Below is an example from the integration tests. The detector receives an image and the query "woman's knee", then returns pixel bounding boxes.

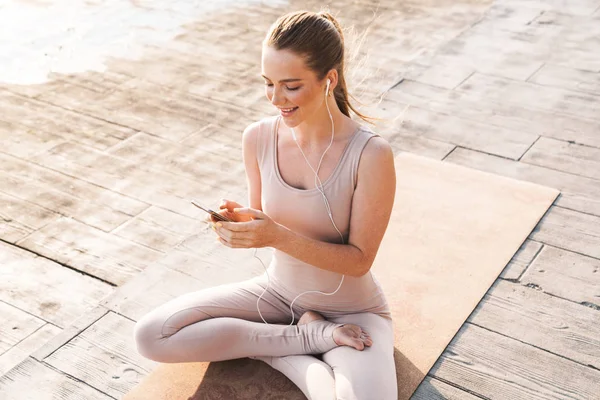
[336,370,397,400]
[133,313,168,362]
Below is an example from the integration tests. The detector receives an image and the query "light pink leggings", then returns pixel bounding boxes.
[133,275,398,400]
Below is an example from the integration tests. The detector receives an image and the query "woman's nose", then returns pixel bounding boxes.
[270,86,284,106]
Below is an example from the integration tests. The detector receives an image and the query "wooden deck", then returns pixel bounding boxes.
[1,0,599,398]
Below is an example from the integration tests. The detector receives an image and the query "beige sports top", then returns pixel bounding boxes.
[255,115,390,316]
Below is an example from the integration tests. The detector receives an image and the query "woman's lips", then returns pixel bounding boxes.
[279,106,299,117]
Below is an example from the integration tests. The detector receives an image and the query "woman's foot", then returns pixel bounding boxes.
[297,311,373,351]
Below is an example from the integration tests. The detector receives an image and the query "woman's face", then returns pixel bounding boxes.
[261,45,326,127]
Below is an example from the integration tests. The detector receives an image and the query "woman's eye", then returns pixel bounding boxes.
[286,86,301,91]
[264,83,273,87]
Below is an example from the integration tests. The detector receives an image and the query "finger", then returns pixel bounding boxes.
[216,221,252,232]
[233,207,265,220]
[217,236,253,249]
[214,226,252,241]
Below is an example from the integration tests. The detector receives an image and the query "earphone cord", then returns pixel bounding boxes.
[255,81,345,326]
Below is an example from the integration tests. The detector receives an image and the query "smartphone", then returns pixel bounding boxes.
[191,200,233,222]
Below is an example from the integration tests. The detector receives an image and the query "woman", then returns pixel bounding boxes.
[134,10,397,400]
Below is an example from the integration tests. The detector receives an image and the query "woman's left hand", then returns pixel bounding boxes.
[212,208,281,249]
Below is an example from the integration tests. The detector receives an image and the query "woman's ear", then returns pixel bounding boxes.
[326,70,339,94]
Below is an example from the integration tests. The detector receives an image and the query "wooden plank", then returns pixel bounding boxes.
[31,142,227,215]
[431,324,600,400]
[499,240,543,281]
[456,73,600,122]
[106,131,246,188]
[45,312,157,399]
[469,280,600,369]
[0,323,61,376]
[0,241,114,327]
[537,11,600,72]
[0,119,65,159]
[17,217,163,286]
[100,262,202,321]
[37,77,254,140]
[412,377,481,400]
[0,91,136,151]
[384,80,600,148]
[375,104,537,160]
[529,64,600,95]
[0,152,148,218]
[0,358,113,400]
[521,245,600,306]
[445,147,600,216]
[0,171,133,232]
[0,191,60,243]
[414,62,475,90]
[531,206,600,260]
[32,306,108,362]
[0,302,46,355]
[112,206,206,253]
[521,136,600,180]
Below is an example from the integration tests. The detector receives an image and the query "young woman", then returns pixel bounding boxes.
[134,10,397,400]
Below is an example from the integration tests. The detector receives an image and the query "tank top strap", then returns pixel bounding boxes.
[255,115,278,168]
[342,126,379,189]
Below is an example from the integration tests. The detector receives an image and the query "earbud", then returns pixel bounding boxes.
[326,79,331,95]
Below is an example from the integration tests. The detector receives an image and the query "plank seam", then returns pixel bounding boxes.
[426,375,491,399]
[524,63,545,83]
[0,299,61,330]
[34,307,110,362]
[468,321,600,371]
[441,145,458,161]
[0,238,117,288]
[36,357,118,399]
[0,149,152,210]
[517,135,541,162]
[516,243,545,281]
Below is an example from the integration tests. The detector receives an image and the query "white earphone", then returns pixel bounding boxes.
[255,76,345,326]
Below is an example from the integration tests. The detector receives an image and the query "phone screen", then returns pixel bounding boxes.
[191,200,232,222]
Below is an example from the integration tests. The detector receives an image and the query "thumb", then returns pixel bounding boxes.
[233,207,265,219]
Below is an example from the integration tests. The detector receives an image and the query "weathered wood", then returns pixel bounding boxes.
[375,104,537,160]
[445,147,600,216]
[384,80,600,149]
[32,306,108,362]
[106,131,246,189]
[0,323,61,376]
[0,191,60,243]
[412,377,481,400]
[44,312,157,399]
[469,280,600,369]
[521,245,600,307]
[17,217,163,286]
[0,152,148,218]
[531,206,600,260]
[529,64,600,95]
[456,73,600,122]
[112,206,206,253]
[0,171,133,233]
[31,142,228,215]
[431,323,600,399]
[521,136,600,180]
[0,91,136,151]
[0,119,65,159]
[0,302,46,356]
[0,358,113,400]
[499,239,543,280]
[414,62,475,90]
[100,262,201,321]
[0,241,114,327]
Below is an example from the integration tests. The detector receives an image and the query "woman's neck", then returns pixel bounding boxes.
[290,99,353,145]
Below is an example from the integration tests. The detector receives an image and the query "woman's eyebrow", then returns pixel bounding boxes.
[261,75,302,83]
